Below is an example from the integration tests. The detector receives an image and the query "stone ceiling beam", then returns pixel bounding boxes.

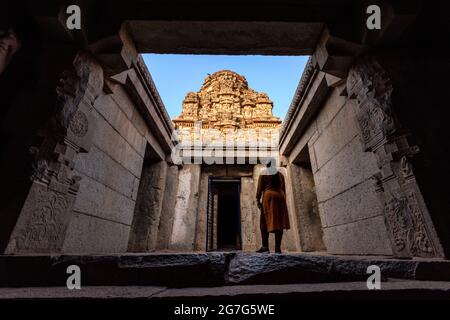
[314,26,364,78]
[91,24,138,77]
[23,0,432,57]
[127,21,324,55]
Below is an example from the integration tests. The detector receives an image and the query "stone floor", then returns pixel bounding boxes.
[1,281,450,300]
[0,252,449,299]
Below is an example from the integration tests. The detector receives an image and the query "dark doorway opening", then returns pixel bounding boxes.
[217,181,241,250]
[206,178,242,251]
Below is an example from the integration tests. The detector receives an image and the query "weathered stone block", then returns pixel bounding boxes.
[251,164,265,251]
[322,215,392,255]
[318,178,382,228]
[2,253,450,288]
[0,253,229,287]
[94,93,146,156]
[240,177,256,251]
[63,212,131,253]
[286,163,325,252]
[277,168,299,252]
[156,165,179,250]
[128,160,168,252]
[228,253,334,285]
[313,136,379,203]
[194,172,210,251]
[227,253,450,285]
[91,113,144,177]
[313,100,359,170]
[73,171,136,225]
[283,167,302,252]
[170,165,201,251]
[315,86,348,135]
[75,146,136,199]
[109,84,135,120]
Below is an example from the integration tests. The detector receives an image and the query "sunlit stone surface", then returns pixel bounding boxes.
[173,70,281,145]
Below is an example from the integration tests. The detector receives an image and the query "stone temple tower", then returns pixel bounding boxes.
[173,70,281,140]
[170,70,285,252]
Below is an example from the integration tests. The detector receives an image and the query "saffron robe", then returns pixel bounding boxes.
[256,171,290,232]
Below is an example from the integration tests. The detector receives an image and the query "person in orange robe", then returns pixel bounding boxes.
[256,160,290,253]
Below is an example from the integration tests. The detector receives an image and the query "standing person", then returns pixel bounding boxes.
[256,159,290,253]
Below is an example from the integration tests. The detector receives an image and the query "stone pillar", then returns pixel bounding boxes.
[286,163,325,252]
[252,164,265,250]
[278,167,298,252]
[5,51,103,254]
[156,164,179,250]
[240,176,257,251]
[283,165,301,252]
[128,160,168,252]
[169,164,201,251]
[194,171,209,251]
[346,56,444,258]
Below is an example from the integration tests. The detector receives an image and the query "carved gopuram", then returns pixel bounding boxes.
[169,70,287,252]
[1,0,450,299]
[173,71,281,167]
[174,70,281,134]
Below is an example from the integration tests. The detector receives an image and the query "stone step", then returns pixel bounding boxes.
[1,281,450,300]
[0,253,449,288]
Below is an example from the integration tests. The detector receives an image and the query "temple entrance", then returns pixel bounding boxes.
[206,178,242,251]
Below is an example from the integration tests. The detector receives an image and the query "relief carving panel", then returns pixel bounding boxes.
[5,51,103,254]
[347,56,444,258]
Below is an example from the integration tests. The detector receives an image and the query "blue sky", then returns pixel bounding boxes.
[143,54,308,120]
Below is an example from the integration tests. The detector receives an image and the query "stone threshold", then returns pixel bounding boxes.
[0,252,449,288]
[1,281,450,300]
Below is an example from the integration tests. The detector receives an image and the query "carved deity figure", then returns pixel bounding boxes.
[243,106,252,119]
[184,103,197,118]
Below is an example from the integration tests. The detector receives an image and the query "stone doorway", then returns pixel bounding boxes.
[206,178,242,251]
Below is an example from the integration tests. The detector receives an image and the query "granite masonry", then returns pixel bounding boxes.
[1,1,449,262]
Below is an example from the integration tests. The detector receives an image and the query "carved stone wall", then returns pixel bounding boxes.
[5,51,103,254]
[346,56,444,258]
